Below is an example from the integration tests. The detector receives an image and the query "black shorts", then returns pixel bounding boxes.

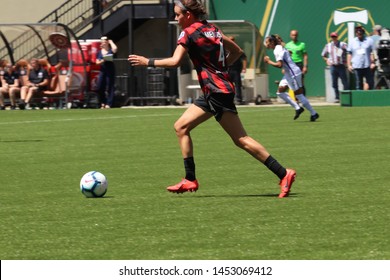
[194,92,237,121]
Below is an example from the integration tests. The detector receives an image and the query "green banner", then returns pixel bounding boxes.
[209,0,387,97]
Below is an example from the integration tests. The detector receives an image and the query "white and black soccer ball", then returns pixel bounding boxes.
[80,171,108,198]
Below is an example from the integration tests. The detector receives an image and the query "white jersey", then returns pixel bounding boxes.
[274,45,302,77]
[274,45,303,91]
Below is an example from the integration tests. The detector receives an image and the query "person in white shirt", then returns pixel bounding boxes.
[264,34,319,122]
[347,26,376,90]
[370,25,382,88]
[321,32,349,102]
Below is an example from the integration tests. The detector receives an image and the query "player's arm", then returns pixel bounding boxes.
[0,75,5,87]
[39,78,49,87]
[11,77,20,87]
[347,52,353,72]
[108,40,118,54]
[222,34,244,66]
[242,54,248,72]
[96,52,104,65]
[128,44,187,68]
[263,56,282,68]
[303,52,308,73]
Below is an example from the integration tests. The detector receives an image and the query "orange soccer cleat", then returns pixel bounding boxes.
[167,178,199,194]
[278,169,296,198]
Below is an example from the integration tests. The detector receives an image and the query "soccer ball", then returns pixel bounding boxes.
[80,171,108,198]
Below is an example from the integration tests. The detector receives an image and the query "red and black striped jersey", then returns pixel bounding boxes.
[177,20,234,95]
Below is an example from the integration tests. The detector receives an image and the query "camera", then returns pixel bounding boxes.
[375,27,390,88]
[377,28,390,74]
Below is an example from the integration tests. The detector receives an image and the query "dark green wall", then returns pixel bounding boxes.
[209,0,388,97]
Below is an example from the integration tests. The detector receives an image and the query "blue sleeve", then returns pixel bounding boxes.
[97,50,103,60]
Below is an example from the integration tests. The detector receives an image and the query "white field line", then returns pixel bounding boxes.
[0,114,173,126]
[0,102,333,126]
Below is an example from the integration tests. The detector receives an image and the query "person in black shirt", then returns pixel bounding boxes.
[0,62,19,110]
[227,36,247,104]
[19,58,49,110]
[96,37,118,108]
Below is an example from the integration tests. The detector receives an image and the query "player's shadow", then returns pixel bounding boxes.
[175,193,297,198]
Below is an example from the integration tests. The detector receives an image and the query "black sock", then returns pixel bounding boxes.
[264,155,287,180]
[184,157,196,181]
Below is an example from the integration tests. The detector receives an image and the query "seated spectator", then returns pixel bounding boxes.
[0,62,20,110]
[0,59,5,88]
[15,59,30,74]
[19,58,49,110]
[15,59,31,88]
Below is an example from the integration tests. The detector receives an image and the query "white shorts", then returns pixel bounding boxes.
[279,73,303,92]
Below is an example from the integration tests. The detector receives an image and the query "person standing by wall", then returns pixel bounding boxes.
[347,26,376,90]
[370,25,382,48]
[96,36,118,108]
[370,25,382,88]
[227,36,247,105]
[285,29,308,96]
[129,0,297,198]
[321,32,349,102]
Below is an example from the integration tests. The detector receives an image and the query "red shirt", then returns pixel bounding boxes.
[177,20,234,95]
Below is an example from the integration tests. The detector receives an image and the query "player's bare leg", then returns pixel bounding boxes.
[219,111,270,163]
[167,104,212,193]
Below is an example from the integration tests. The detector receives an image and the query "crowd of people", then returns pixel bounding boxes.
[263,24,383,104]
[320,25,383,101]
[0,58,66,110]
[208,23,384,108]
[0,35,118,110]
[0,16,384,110]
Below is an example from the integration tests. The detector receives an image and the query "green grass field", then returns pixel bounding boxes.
[0,105,389,260]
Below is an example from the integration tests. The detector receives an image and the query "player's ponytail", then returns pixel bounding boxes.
[270,34,285,47]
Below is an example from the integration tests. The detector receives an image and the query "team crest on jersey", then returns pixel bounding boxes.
[178,31,185,41]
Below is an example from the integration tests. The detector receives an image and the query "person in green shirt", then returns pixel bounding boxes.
[285,30,308,95]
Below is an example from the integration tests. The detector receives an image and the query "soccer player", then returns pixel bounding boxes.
[128,0,296,198]
[264,34,319,121]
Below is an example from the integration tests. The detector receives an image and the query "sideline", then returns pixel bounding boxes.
[0,98,338,126]
[121,97,340,109]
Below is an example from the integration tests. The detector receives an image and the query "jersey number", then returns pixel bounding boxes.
[219,42,225,67]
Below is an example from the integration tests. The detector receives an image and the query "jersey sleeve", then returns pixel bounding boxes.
[43,69,49,80]
[177,30,190,49]
[321,44,328,57]
[302,42,307,54]
[274,45,284,61]
[97,50,103,60]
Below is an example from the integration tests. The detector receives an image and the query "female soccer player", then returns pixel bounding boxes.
[128,0,296,198]
[264,34,319,121]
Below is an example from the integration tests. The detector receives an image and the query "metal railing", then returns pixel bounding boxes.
[0,0,168,62]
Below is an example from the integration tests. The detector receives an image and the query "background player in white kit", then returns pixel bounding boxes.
[264,34,319,121]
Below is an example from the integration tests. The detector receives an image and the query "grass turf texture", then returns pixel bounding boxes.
[0,106,389,260]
